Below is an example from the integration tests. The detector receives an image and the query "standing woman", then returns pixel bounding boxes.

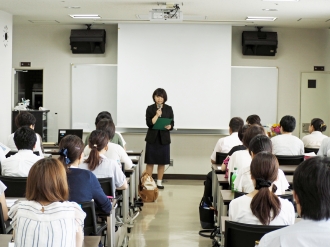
[145,88,174,189]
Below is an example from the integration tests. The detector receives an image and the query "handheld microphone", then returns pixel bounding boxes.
[157,104,162,117]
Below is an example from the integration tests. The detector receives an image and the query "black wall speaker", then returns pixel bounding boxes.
[70,29,106,54]
[242,31,278,56]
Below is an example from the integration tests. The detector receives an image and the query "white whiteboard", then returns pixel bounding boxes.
[231,66,278,125]
[71,64,117,132]
[117,24,232,129]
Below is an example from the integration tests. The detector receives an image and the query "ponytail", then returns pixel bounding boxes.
[311,118,327,132]
[250,179,281,225]
[84,130,109,171]
[250,152,281,225]
[58,135,84,170]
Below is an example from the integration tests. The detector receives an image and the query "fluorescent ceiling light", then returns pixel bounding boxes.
[246,16,277,21]
[69,14,101,19]
[65,6,81,9]
[262,0,299,1]
[262,9,278,11]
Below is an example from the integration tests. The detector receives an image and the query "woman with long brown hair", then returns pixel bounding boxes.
[8,158,86,247]
[229,152,295,225]
[80,130,127,197]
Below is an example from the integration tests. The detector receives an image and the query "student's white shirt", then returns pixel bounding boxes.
[0,148,5,162]
[229,195,295,225]
[301,131,327,148]
[116,132,126,146]
[317,137,330,157]
[80,154,126,197]
[210,132,242,161]
[1,150,42,177]
[259,219,330,247]
[84,142,133,169]
[271,133,304,155]
[227,150,251,183]
[7,132,44,157]
[235,168,289,195]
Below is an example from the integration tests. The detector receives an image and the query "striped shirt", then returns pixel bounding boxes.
[9,200,86,247]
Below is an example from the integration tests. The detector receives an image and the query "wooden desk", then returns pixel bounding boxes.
[279,165,298,175]
[0,234,101,247]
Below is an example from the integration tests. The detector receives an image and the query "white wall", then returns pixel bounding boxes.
[0,10,12,142]
[12,24,330,175]
[12,24,118,136]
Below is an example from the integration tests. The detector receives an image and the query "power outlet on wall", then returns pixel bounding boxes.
[169,159,174,166]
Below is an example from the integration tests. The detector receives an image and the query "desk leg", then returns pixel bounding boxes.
[135,162,140,200]
[217,189,224,247]
[130,172,135,206]
[212,169,217,221]
[107,210,115,247]
[122,184,129,223]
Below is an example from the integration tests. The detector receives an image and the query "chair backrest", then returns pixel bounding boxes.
[0,176,27,197]
[97,177,114,197]
[0,203,6,234]
[275,155,304,165]
[216,152,228,164]
[234,191,247,198]
[304,147,319,154]
[224,220,287,247]
[229,172,233,191]
[79,201,98,235]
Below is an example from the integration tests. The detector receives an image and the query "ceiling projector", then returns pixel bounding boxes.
[149,4,183,21]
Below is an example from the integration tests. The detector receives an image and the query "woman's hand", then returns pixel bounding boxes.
[156,108,162,117]
[165,125,171,130]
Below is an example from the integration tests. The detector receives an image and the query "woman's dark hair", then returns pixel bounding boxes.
[238,124,249,141]
[152,88,167,103]
[242,124,265,148]
[85,130,109,171]
[311,118,327,132]
[293,157,330,220]
[96,119,115,140]
[250,152,281,225]
[15,112,36,128]
[58,135,84,169]
[246,115,261,125]
[249,134,272,155]
[229,117,244,132]
[280,115,296,132]
[14,126,37,150]
[95,111,113,126]
[26,158,68,202]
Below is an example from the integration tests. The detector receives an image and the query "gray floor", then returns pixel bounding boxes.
[128,180,213,247]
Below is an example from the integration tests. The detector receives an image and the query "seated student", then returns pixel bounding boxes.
[84,119,133,170]
[235,135,289,194]
[58,135,112,214]
[7,111,44,157]
[210,117,244,164]
[9,158,85,247]
[229,152,295,225]
[0,181,8,221]
[227,124,265,182]
[246,114,261,125]
[85,111,126,149]
[271,115,304,155]
[317,137,330,157]
[259,156,330,246]
[2,126,42,177]
[302,118,327,148]
[80,130,127,197]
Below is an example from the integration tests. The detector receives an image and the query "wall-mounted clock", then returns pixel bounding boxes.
[3,25,9,47]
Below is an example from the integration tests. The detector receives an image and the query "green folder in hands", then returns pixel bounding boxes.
[152,118,172,130]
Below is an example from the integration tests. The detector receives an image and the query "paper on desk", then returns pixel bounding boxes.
[0,142,10,155]
[6,199,18,208]
[218,166,221,170]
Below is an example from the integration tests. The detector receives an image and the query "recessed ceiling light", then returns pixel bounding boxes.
[263,9,278,11]
[246,16,277,21]
[65,6,81,9]
[69,14,101,19]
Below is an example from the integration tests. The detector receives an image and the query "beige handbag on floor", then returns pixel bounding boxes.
[139,171,159,202]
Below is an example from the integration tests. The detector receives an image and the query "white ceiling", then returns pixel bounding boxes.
[1,0,330,29]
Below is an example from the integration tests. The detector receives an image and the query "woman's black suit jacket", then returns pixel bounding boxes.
[145,104,174,145]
